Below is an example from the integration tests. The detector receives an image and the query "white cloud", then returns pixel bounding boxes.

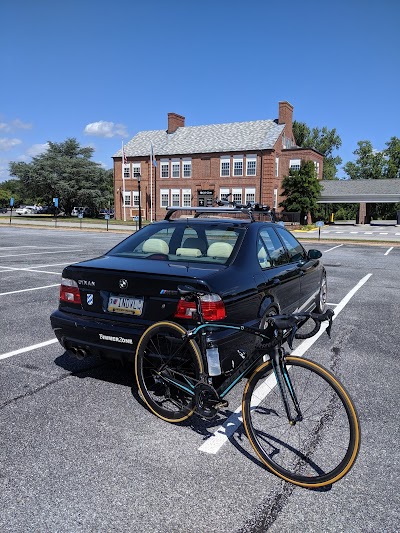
[27,143,49,157]
[0,138,22,151]
[84,120,128,138]
[0,119,32,132]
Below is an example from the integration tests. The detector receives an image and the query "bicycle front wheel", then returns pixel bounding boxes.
[242,356,360,488]
[135,321,203,423]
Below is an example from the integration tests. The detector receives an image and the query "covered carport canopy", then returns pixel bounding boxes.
[318,179,400,223]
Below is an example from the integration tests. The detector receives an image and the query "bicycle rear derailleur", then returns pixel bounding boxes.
[194,382,228,419]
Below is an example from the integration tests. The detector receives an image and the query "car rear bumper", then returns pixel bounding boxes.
[50,309,148,363]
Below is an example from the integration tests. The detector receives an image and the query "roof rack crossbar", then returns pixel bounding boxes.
[164,206,255,221]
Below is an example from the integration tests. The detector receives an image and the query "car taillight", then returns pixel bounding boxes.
[60,278,81,305]
[174,294,226,321]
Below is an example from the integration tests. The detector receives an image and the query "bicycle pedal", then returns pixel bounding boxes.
[214,400,229,409]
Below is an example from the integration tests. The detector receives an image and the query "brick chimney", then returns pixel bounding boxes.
[278,101,294,142]
[168,113,185,134]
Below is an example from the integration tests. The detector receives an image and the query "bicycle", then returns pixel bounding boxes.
[135,285,360,488]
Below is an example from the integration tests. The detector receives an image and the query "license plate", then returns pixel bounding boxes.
[107,295,144,315]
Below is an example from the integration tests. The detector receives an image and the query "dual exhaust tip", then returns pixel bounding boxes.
[69,346,89,359]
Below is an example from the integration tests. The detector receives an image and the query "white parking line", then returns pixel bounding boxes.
[0,339,59,361]
[324,244,343,253]
[0,284,59,296]
[199,273,373,455]
[0,250,83,258]
[0,266,62,274]
[384,247,393,256]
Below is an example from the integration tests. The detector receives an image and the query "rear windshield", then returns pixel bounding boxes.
[108,222,244,265]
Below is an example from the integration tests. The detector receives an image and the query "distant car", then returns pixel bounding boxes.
[0,207,8,213]
[37,205,61,215]
[50,205,327,369]
[15,205,38,215]
[71,207,92,217]
[98,208,115,219]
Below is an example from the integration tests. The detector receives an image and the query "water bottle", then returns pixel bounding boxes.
[206,344,221,376]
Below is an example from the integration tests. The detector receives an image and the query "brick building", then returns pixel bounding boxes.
[112,101,324,221]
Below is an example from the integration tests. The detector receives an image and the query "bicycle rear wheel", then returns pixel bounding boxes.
[242,356,360,488]
[135,321,203,423]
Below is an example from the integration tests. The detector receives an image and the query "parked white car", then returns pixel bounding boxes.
[15,205,39,215]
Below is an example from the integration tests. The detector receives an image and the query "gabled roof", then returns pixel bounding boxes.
[113,120,285,159]
[319,179,400,203]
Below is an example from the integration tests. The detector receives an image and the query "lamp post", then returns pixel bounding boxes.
[138,173,142,229]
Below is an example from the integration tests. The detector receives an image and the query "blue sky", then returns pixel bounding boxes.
[1,0,399,182]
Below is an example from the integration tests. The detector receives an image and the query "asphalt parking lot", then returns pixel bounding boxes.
[1,225,399,532]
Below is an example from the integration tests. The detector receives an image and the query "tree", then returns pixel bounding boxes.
[293,121,342,180]
[343,140,386,180]
[0,178,23,206]
[8,138,113,215]
[279,161,322,224]
[383,136,400,179]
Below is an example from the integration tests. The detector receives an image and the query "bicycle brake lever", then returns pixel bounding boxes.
[325,309,334,338]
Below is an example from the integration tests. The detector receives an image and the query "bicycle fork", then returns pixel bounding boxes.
[271,347,303,425]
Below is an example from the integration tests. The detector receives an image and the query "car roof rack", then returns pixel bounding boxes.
[165,205,272,222]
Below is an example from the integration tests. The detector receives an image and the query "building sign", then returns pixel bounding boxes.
[197,189,214,207]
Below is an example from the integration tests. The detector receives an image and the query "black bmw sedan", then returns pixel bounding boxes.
[50,207,327,372]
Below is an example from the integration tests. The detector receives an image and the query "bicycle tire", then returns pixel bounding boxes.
[135,321,204,423]
[242,356,360,488]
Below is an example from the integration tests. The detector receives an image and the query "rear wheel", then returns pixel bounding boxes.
[315,274,327,313]
[242,356,360,487]
[135,321,203,423]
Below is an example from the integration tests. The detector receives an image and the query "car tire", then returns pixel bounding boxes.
[315,274,327,313]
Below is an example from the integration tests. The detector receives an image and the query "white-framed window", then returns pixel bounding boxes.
[219,187,230,201]
[160,189,169,207]
[275,157,279,177]
[246,155,256,176]
[123,191,131,206]
[290,159,301,171]
[123,164,130,179]
[183,159,192,177]
[273,188,278,209]
[132,191,140,207]
[314,161,320,177]
[182,189,192,207]
[245,188,256,204]
[132,163,141,179]
[172,160,180,178]
[171,189,180,207]
[232,188,242,203]
[161,161,169,178]
[233,155,243,176]
[220,157,230,177]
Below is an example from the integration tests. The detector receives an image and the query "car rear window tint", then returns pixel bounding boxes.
[108,223,243,265]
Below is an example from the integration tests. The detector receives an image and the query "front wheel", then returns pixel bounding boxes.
[242,356,360,488]
[135,321,203,423]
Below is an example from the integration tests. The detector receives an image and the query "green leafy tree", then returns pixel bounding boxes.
[0,178,23,206]
[279,160,322,224]
[383,136,400,179]
[343,140,386,179]
[293,121,342,180]
[8,138,113,215]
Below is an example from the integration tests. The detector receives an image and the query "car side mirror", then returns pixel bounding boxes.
[307,249,322,260]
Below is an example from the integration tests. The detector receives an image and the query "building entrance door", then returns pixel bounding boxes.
[198,189,214,207]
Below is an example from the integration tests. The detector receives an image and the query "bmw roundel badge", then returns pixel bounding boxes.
[87,294,94,306]
[119,279,128,289]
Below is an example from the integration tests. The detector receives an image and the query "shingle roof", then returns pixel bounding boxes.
[319,179,400,202]
[113,120,285,158]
